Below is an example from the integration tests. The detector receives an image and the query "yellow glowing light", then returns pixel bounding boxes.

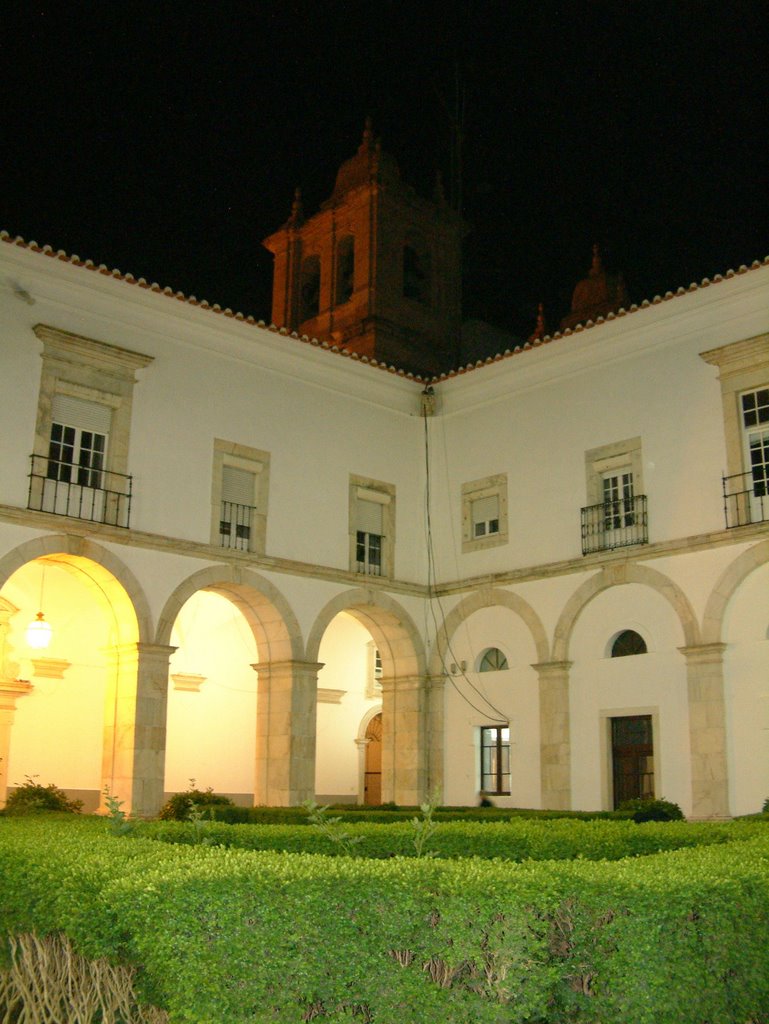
[26,612,53,650]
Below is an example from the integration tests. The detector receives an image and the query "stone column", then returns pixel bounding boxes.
[355,736,370,804]
[101,642,176,818]
[679,643,729,818]
[380,674,426,806]
[533,661,573,810]
[253,660,322,806]
[0,679,34,808]
[425,673,446,801]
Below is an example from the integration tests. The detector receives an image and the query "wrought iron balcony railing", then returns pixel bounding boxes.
[722,470,769,528]
[220,500,256,550]
[27,454,132,528]
[580,494,648,555]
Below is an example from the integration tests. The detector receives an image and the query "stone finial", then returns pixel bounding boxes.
[288,187,303,226]
[360,116,374,151]
[590,243,603,277]
[528,302,546,343]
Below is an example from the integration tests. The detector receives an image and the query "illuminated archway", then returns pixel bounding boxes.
[0,537,151,812]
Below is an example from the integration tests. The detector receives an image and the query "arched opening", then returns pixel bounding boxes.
[478,646,509,672]
[315,611,382,804]
[609,629,648,658]
[335,235,355,305]
[165,589,258,804]
[0,553,139,812]
[307,591,425,806]
[300,254,321,322]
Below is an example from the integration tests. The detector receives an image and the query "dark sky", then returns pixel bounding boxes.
[2,1,767,341]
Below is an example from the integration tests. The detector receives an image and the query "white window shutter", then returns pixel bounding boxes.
[222,466,255,506]
[472,494,498,525]
[51,394,112,434]
[357,499,383,535]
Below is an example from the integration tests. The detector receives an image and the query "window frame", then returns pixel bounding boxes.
[462,474,508,553]
[701,334,769,478]
[211,439,270,553]
[349,475,395,579]
[479,724,511,796]
[30,324,152,525]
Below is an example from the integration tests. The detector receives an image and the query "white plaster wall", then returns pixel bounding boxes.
[568,583,691,813]
[442,606,541,807]
[165,590,258,797]
[720,560,769,815]
[315,611,381,800]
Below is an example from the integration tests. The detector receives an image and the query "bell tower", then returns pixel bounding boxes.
[263,121,464,376]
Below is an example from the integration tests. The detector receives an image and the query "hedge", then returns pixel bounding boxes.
[134,815,762,862]
[1,816,769,1022]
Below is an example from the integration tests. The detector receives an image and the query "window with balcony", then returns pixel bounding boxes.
[700,333,769,528]
[350,476,395,578]
[582,438,647,554]
[28,325,152,528]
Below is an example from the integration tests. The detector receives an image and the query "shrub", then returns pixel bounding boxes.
[762,796,769,814]
[3,776,82,815]
[616,796,684,822]
[158,786,234,821]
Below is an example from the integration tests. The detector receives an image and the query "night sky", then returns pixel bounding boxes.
[2,1,767,343]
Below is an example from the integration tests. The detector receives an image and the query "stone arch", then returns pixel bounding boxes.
[552,563,700,663]
[0,534,151,645]
[307,589,426,805]
[428,587,549,676]
[702,538,769,644]
[156,564,303,662]
[306,588,426,678]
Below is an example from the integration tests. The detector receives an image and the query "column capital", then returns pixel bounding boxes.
[678,643,727,665]
[251,659,324,676]
[532,660,573,676]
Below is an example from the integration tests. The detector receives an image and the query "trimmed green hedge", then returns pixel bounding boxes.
[208,804,619,825]
[2,816,769,1023]
[134,815,762,861]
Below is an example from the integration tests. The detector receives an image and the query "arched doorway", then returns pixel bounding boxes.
[364,712,382,805]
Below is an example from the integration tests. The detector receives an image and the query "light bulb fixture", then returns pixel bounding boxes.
[26,562,53,649]
[26,611,52,650]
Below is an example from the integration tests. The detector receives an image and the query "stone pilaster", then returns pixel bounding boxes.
[101,642,176,818]
[380,675,427,806]
[533,661,573,810]
[252,660,322,807]
[0,679,34,808]
[679,643,729,818]
[425,673,446,801]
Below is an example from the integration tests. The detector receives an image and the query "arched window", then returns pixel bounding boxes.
[335,235,354,305]
[478,647,509,672]
[300,255,320,322]
[610,630,647,657]
[403,243,431,304]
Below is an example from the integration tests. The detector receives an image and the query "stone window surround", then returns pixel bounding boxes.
[700,333,769,478]
[31,324,153,479]
[461,474,508,553]
[584,437,644,507]
[349,474,395,579]
[210,439,270,553]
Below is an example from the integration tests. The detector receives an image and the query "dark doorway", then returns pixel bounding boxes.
[611,715,654,808]
[364,713,382,805]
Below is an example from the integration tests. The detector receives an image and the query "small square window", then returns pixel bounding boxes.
[462,476,508,553]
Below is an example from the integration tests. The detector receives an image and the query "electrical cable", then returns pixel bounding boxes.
[422,406,508,723]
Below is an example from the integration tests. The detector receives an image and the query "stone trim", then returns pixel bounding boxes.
[461,474,508,552]
[210,438,270,553]
[700,332,769,478]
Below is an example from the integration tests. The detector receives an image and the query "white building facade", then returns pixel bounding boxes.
[0,232,767,818]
